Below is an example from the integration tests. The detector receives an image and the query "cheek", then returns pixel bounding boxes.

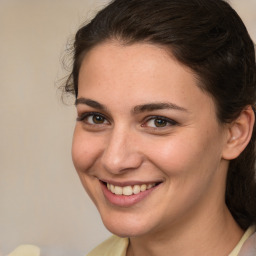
[145,130,222,179]
[145,136,196,171]
[72,127,105,205]
[71,126,103,173]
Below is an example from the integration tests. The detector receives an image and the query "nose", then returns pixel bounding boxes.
[100,127,144,174]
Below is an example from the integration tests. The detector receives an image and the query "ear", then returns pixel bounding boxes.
[222,106,255,160]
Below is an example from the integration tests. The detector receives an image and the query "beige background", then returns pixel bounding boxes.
[0,0,255,255]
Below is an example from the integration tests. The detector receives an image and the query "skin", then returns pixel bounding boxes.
[72,41,245,256]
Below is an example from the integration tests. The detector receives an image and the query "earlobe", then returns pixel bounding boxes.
[222,106,255,160]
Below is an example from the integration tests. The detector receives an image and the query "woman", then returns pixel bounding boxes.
[66,0,256,255]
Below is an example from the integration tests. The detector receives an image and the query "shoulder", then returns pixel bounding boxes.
[87,235,129,256]
[7,245,40,256]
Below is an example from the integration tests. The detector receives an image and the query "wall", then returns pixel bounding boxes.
[0,0,255,255]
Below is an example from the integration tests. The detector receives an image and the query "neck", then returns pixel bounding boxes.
[127,204,243,256]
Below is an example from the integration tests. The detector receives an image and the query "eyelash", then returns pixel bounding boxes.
[76,112,178,128]
[143,116,178,128]
[76,112,110,125]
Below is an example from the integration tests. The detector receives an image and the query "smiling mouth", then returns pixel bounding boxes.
[103,182,160,196]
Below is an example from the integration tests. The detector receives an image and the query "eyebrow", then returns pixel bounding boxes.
[75,98,107,110]
[133,102,188,114]
[75,97,188,113]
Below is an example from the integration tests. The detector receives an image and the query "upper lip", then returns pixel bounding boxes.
[99,179,163,187]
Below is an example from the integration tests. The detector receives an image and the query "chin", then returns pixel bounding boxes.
[101,212,152,238]
[105,225,147,238]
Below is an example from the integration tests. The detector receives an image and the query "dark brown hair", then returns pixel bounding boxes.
[64,0,256,229]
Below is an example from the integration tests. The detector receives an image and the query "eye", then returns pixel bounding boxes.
[88,114,107,124]
[143,116,177,128]
[77,112,109,125]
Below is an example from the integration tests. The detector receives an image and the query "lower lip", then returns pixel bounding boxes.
[100,182,160,207]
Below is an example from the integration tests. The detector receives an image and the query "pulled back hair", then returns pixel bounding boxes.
[65,0,256,229]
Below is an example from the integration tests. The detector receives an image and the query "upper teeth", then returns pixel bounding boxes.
[107,183,156,196]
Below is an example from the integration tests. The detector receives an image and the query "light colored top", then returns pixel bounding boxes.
[87,235,129,256]
[6,226,255,256]
[86,226,256,256]
[230,226,255,256]
[7,245,40,256]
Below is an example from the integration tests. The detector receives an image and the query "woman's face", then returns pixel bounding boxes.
[72,42,230,237]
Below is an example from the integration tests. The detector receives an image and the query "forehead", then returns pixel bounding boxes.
[79,41,195,91]
[79,41,176,77]
[77,41,215,115]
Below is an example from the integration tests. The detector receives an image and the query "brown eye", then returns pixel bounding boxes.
[154,119,167,127]
[77,113,109,125]
[92,115,106,124]
[143,116,177,128]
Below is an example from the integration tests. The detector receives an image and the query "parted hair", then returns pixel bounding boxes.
[64,0,256,229]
